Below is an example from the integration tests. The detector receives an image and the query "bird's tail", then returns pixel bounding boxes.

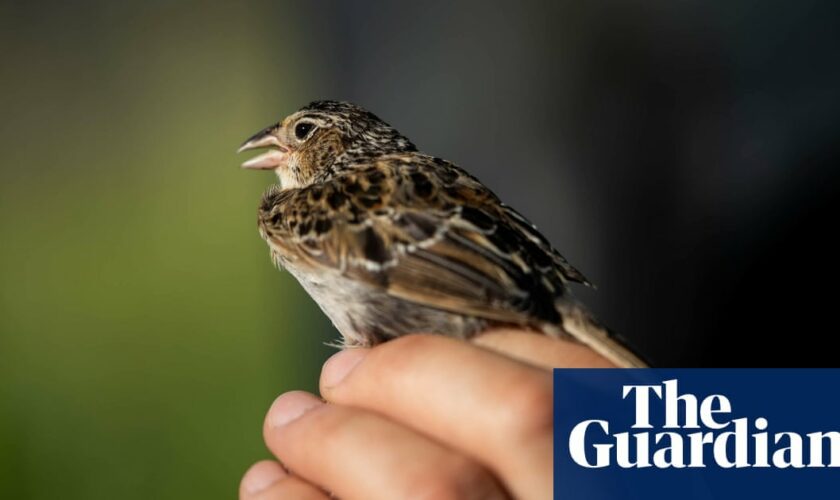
[551,301,649,368]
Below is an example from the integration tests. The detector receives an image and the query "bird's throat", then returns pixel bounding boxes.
[275,165,304,190]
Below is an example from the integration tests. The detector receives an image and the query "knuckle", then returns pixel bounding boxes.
[502,372,554,439]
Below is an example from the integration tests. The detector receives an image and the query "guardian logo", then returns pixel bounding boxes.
[553,369,840,500]
[568,379,840,469]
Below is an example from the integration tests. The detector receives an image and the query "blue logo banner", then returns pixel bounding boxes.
[553,369,840,499]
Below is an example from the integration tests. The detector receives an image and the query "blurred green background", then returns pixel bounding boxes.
[2,0,840,497]
[0,2,334,497]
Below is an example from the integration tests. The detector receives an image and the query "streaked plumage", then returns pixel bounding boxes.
[240,101,647,367]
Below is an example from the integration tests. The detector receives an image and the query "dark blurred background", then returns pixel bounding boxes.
[1,0,838,497]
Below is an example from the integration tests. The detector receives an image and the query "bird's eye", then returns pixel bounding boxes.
[294,122,315,140]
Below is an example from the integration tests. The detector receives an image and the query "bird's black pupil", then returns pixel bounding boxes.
[295,122,314,140]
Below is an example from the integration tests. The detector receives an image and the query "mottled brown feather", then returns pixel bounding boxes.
[258,154,585,329]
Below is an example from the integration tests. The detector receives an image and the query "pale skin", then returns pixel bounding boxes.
[239,330,616,500]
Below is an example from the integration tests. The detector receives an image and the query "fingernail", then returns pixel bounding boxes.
[242,461,287,495]
[321,348,368,388]
[268,391,323,429]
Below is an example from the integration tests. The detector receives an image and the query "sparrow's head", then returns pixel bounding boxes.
[238,100,417,188]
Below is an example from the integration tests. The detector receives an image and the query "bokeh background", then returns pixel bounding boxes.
[1,0,838,497]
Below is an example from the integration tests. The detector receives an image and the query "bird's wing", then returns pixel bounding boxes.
[258,154,587,327]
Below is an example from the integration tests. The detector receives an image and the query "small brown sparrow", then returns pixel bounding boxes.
[239,101,647,367]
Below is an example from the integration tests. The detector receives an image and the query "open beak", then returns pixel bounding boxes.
[237,124,290,170]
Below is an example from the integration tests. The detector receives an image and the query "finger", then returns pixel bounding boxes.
[472,329,617,369]
[240,460,328,500]
[319,335,553,500]
[263,391,508,500]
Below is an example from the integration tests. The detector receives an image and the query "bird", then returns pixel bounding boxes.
[238,100,647,368]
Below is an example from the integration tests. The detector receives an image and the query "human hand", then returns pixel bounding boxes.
[239,331,615,499]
